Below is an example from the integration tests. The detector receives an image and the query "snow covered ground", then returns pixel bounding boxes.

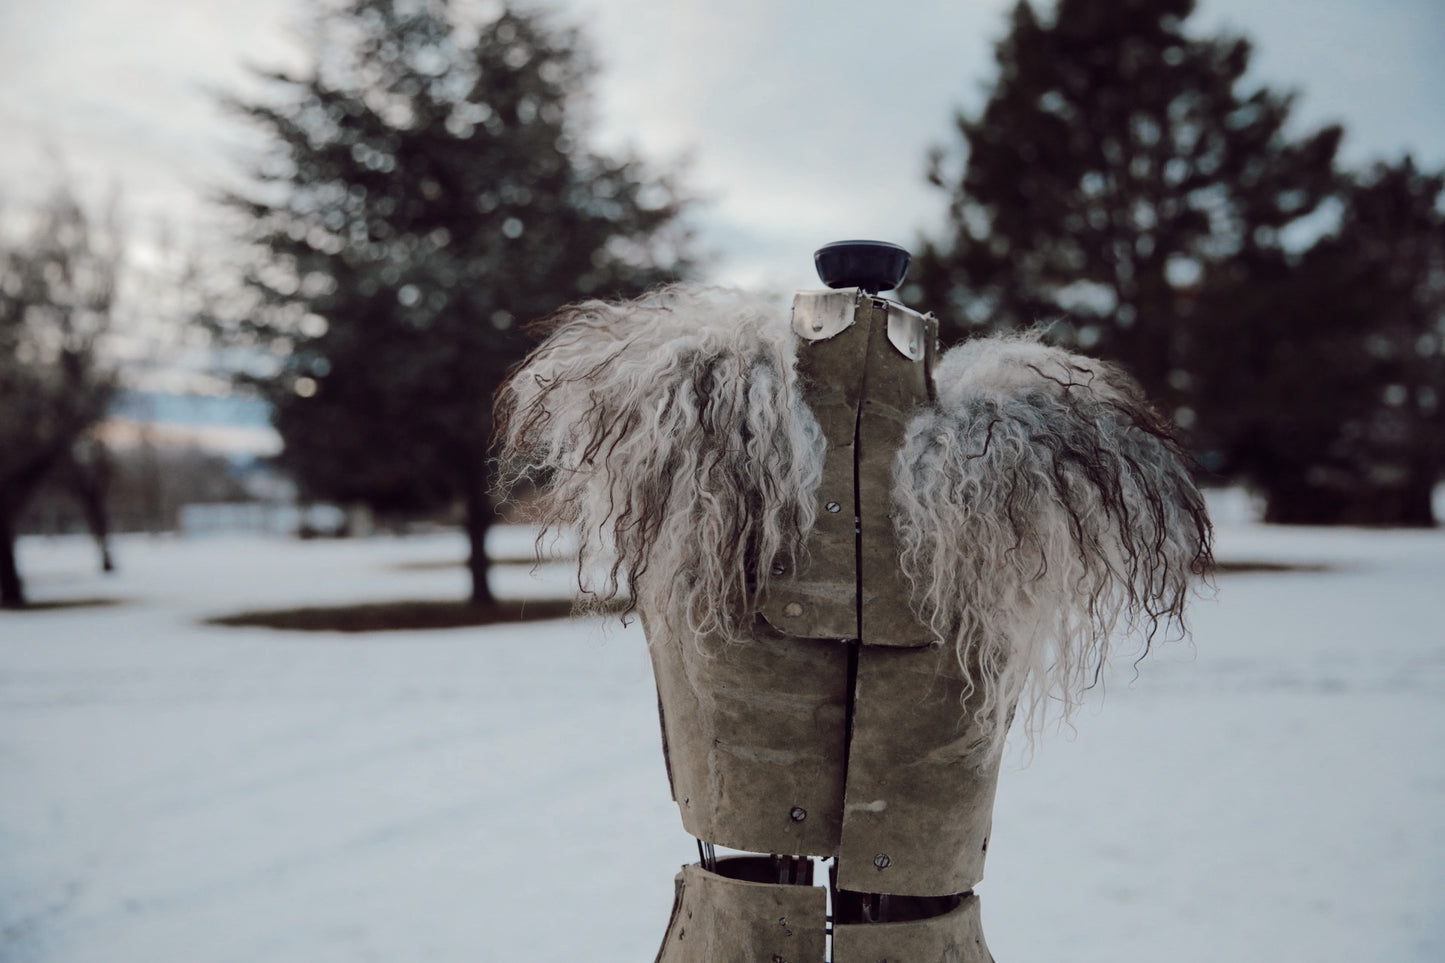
[2,515,1442,962]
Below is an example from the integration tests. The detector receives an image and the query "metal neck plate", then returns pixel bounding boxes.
[792,288,933,364]
[792,288,861,341]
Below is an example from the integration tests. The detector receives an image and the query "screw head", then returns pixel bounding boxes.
[873,853,891,870]
[825,501,842,513]
[790,806,807,822]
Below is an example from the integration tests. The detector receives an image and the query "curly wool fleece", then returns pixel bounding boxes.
[496,285,1212,741]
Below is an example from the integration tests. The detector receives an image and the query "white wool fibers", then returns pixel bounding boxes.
[496,285,826,640]
[893,334,1212,743]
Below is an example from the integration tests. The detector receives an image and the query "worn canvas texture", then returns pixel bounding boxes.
[497,284,1212,895]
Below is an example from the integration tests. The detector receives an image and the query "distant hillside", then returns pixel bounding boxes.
[103,390,280,456]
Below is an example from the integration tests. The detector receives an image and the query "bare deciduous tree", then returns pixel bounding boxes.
[0,188,122,606]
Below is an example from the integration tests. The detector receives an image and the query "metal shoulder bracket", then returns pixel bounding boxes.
[886,300,930,362]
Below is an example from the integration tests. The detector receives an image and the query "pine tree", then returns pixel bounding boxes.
[1195,158,1445,524]
[910,0,1340,421]
[222,0,691,604]
[1337,159,1445,525]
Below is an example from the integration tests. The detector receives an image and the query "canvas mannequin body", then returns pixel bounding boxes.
[646,259,1001,961]
[496,242,1212,963]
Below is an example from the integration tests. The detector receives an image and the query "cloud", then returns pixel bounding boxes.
[2,0,1439,293]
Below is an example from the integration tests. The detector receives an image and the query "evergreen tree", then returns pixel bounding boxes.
[1339,158,1445,525]
[910,0,1340,420]
[1195,158,1445,524]
[222,0,691,604]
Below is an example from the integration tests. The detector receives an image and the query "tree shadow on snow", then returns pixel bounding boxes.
[1,597,126,613]
[204,597,625,633]
[1209,560,1338,575]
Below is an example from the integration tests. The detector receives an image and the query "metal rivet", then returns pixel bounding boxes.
[908,340,918,353]
[783,602,803,617]
[825,501,841,513]
[811,320,823,332]
[790,807,807,822]
[771,563,785,576]
[873,853,891,870]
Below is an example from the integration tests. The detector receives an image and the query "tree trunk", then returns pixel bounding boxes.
[1388,476,1438,528]
[463,478,496,608]
[0,508,25,608]
[92,521,116,573]
[73,463,115,572]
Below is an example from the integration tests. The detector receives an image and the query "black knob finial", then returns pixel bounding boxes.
[813,240,911,294]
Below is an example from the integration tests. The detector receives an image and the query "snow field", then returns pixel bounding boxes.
[1,521,1442,962]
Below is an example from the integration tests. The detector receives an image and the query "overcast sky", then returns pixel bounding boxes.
[2,0,1441,296]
